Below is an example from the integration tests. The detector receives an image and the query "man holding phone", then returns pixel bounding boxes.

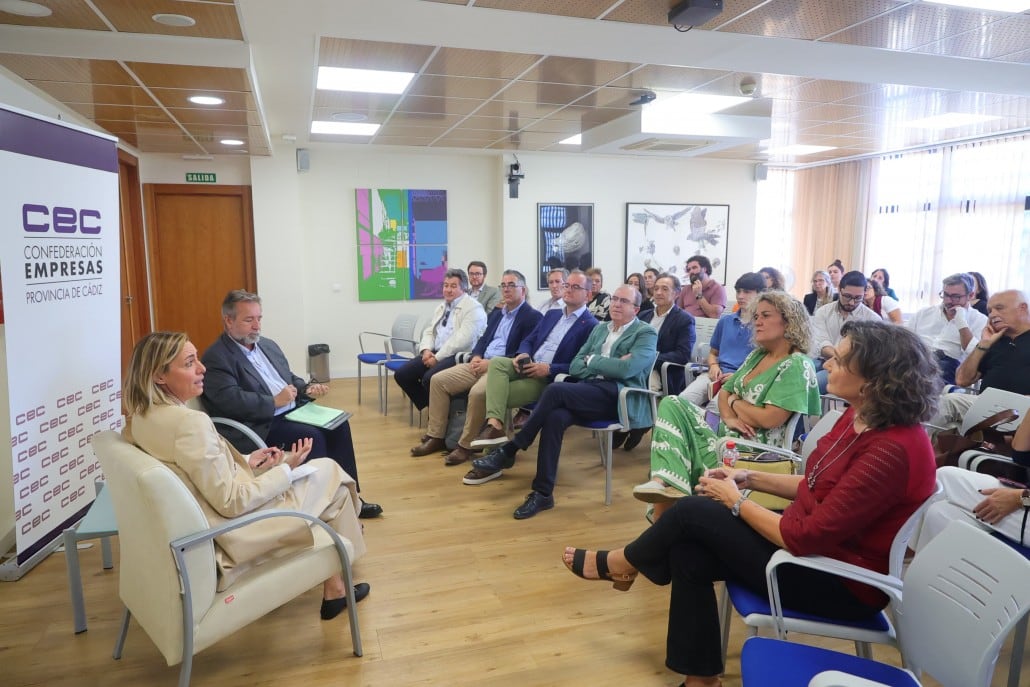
[677,255,727,318]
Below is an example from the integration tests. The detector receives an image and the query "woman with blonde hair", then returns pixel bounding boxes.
[633,291,820,520]
[124,331,370,619]
[803,269,836,315]
[585,267,611,321]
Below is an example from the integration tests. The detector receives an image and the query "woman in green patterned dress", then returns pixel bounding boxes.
[633,291,820,521]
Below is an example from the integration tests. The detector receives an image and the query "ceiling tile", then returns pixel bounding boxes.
[126,63,251,91]
[717,0,907,40]
[167,107,258,127]
[912,13,1030,60]
[607,64,733,91]
[0,55,135,85]
[472,0,617,19]
[373,135,443,146]
[150,88,257,111]
[407,75,507,99]
[318,37,436,71]
[28,81,154,107]
[92,0,243,39]
[519,55,639,86]
[500,80,598,105]
[393,95,483,116]
[0,0,109,30]
[473,99,565,119]
[424,47,542,79]
[825,3,990,51]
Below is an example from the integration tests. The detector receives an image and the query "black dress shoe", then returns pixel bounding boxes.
[610,431,629,449]
[513,491,554,520]
[623,427,651,451]
[359,499,383,519]
[472,443,516,472]
[320,582,371,620]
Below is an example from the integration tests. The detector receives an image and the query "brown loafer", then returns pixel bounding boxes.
[470,423,508,448]
[512,409,531,430]
[410,436,446,456]
[444,446,474,466]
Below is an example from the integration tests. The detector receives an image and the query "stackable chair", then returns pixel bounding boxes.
[62,479,117,634]
[355,313,419,405]
[92,430,362,687]
[740,519,1030,687]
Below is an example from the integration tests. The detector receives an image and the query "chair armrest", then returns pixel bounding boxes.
[618,386,661,427]
[967,452,1027,476]
[455,351,474,364]
[555,373,570,383]
[765,549,903,639]
[357,331,389,354]
[385,337,418,358]
[210,417,267,451]
[807,671,902,687]
[660,361,688,395]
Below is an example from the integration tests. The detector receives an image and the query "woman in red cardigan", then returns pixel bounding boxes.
[561,321,939,686]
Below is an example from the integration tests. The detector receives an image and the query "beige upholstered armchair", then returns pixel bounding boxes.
[91,430,363,687]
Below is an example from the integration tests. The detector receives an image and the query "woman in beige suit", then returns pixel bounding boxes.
[124,331,369,620]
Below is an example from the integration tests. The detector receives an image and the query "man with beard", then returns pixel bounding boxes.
[810,271,881,393]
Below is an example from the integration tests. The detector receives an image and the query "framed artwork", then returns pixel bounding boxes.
[625,203,730,285]
[537,203,593,289]
[355,188,448,301]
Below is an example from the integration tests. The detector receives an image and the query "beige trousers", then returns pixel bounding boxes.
[426,362,488,450]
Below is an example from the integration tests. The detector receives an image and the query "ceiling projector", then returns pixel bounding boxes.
[668,0,723,27]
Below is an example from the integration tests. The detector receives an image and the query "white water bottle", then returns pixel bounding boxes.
[722,440,740,468]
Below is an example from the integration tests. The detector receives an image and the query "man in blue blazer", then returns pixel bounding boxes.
[410,269,542,464]
[201,290,382,518]
[468,283,658,519]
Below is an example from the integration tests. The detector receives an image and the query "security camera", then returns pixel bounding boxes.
[508,162,524,180]
[738,77,757,97]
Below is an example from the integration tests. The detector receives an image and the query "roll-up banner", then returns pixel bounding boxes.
[0,104,121,580]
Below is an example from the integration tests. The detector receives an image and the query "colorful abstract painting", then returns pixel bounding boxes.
[356,188,448,301]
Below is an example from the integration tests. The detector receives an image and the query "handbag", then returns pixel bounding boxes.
[933,409,1019,468]
[737,451,799,511]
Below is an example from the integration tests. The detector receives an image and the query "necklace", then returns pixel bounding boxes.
[806,426,869,489]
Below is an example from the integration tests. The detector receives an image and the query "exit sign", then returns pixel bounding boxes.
[186,172,216,183]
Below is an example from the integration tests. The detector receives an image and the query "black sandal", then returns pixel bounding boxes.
[565,548,637,591]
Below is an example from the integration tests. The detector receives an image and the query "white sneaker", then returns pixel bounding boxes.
[632,480,685,503]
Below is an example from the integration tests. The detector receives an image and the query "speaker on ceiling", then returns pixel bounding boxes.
[296,148,310,173]
[754,163,768,182]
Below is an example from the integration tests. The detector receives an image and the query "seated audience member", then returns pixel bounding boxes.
[467,261,500,311]
[626,272,653,318]
[906,273,988,386]
[758,266,785,291]
[586,267,611,321]
[467,284,657,519]
[929,289,1030,434]
[394,268,487,411]
[410,270,542,465]
[969,270,990,316]
[811,271,881,393]
[864,279,902,323]
[620,274,696,450]
[827,259,845,290]
[633,291,820,520]
[803,269,836,316]
[679,272,764,407]
[464,270,597,477]
[562,320,938,686]
[643,268,660,301]
[917,413,1030,548]
[869,268,898,301]
[538,268,568,314]
[201,289,381,518]
[127,332,370,617]
[678,255,727,319]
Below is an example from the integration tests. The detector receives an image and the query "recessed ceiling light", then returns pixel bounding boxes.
[923,0,1030,12]
[903,112,1003,129]
[188,95,225,106]
[330,112,369,123]
[220,139,245,146]
[764,144,836,156]
[0,1,52,17]
[311,121,380,136]
[152,13,196,27]
[316,67,415,95]
[559,134,582,145]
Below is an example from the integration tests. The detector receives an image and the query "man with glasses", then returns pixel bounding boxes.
[467,261,501,311]
[811,270,881,393]
[466,270,597,463]
[538,268,569,314]
[467,283,657,520]
[410,270,542,464]
[907,273,988,386]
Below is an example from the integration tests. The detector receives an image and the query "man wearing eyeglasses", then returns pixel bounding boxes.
[467,261,501,311]
[907,273,989,386]
[811,270,882,393]
[538,268,569,314]
[468,283,658,520]
[410,270,542,464]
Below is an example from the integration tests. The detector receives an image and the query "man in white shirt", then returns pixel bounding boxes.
[810,270,881,393]
[906,273,988,386]
[537,268,568,314]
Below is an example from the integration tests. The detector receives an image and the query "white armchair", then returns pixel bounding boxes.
[92,430,362,687]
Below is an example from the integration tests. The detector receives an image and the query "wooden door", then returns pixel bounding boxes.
[143,184,256,350]
[118,150,151,372]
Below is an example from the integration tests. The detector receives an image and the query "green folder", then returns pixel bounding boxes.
[284,403,351,430]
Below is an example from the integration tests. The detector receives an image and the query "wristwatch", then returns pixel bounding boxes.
[731,494,748,517]
[1021,489,1030,508]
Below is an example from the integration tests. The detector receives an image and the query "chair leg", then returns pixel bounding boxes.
[600,431,614,505]
[855,640,873,659]
[1007,615,1028,687]
[100,534,113,569]
[63,528,88,634]
[357,363,362,404]
[113,607,131,659]
[178,652,194,687]
[719,584,731,666]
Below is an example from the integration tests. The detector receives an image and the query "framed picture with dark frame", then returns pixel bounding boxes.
[537,203,594,289]
[624,202,730,286]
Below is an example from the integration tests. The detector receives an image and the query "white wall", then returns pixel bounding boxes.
[138,153,251,186]
[249,145,757,379]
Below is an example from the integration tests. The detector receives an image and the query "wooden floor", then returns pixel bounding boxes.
[2,377,1026,686]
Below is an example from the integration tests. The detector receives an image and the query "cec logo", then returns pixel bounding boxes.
[22,204,101,234]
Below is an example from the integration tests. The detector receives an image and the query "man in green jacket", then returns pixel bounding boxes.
[471,284,658,519]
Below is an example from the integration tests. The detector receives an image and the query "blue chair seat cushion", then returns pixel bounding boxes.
[727,582,890,632]
[741,636,918,687]
[384,359,411,372]
[580,419,623,431]
[357,353,390,364]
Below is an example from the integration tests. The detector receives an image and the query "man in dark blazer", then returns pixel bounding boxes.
[410,269,542,465]
[201,289,382,518]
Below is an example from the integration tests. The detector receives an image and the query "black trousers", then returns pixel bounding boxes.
[623,497,882,677]
[266,415,362,492]
[513,379,619,497]
[393,355,456,410]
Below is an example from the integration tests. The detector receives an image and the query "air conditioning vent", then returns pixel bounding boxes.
[621,138,711,152]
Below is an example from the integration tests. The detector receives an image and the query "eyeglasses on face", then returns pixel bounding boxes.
[565,283,587,292]
[939,291,967,301]
[500,282,523,290]
[838,292,863,302]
